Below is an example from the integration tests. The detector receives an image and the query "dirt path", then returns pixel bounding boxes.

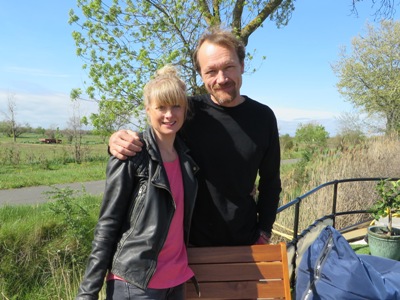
[0,180,105,206]
[0,159,299,206]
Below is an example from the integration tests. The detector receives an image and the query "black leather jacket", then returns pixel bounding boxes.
[76,127,198,299]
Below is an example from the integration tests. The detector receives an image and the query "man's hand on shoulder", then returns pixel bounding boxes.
[109,130,143,160]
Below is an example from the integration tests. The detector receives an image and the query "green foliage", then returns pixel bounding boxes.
[47,187,92,242]
[285,124,331,200]
[369,179,400,236]
[0,193,100,299]
[294,122,329,157]
[68,0,294,131]
[332,20,400,135]
[0,120,31,139]
[280,134,295,158]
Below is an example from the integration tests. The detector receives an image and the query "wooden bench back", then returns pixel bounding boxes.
[186,242,291,299]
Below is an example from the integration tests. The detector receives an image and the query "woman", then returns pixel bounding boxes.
[76,65,198,300]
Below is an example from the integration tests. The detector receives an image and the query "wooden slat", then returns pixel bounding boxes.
[342,228,368,242]
[280,242,291,300]
[186,280,287,299]
[187,244,283,264]
[190,262,284,282]
[186,242,291,300]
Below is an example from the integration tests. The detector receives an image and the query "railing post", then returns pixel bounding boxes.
[331,180,339,228]
[293,199,300,241]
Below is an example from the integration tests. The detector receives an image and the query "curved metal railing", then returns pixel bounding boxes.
[276,177,399,289]
[276,177,400,242]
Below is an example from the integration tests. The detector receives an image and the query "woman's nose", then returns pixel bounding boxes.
[164,108,173,117]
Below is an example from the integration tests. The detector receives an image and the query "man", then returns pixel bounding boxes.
[109,26,282,246]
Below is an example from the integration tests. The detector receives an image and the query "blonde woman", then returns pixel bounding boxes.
[76,65,198,300]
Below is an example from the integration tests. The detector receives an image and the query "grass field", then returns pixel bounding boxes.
[0,133,109,189]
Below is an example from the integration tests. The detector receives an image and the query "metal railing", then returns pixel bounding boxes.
[277,177,400,242]
[276,177,399,289]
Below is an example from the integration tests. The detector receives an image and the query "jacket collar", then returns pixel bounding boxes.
[142,127,190,162]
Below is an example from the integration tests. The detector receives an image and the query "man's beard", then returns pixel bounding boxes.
[211,84,237,106]
[214,96,234,105]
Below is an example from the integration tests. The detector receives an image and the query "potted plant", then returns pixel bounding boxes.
[367,178,400,261]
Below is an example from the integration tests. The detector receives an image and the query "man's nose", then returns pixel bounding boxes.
[216,70,228,83]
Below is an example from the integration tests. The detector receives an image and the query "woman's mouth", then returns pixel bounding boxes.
[163,121,176,126]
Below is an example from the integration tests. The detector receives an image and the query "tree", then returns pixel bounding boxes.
[332,20,400,135]
[292,122,329,185]
[279,133,294,154]
[66,100,85,163]
[1,93,20,142]
[294,122,329,153]
[69,0,399,130]
[351,0,400,20]
[69,0,295,131]
[335,111,366,148]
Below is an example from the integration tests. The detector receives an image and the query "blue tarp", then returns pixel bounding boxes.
[296,226,400,300]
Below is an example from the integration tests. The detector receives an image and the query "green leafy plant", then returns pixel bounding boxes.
[369,179,400,236]
[46,186,91,242]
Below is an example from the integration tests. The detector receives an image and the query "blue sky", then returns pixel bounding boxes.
[1,1,398,136]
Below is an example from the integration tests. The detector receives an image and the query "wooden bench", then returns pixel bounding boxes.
[186,242,291,299]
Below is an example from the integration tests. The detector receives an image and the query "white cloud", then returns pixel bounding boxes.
[0,90,98,129]
[273,107,339,136]
[273,107,338,121]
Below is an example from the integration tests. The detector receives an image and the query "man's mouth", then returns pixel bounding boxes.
[214,82,233,91]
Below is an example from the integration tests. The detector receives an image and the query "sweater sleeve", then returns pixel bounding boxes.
[256,112,282,235]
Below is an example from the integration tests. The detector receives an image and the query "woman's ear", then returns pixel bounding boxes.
[145,106,151,123]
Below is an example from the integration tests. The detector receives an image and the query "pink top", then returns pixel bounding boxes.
[107,157,193,288]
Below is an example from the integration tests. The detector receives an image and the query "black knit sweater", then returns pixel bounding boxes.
[181,94,282,246]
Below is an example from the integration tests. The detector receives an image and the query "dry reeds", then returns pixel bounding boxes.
[276,135,400,241]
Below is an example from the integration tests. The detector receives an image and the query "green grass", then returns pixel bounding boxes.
[351,243,370,255]
[0,190,103,299]
[0,133,109,190]
[0,161,107,189]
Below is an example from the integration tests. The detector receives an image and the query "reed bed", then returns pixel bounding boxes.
[276,135,400,240]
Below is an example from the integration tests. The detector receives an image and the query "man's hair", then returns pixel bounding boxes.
[192,26,246,73]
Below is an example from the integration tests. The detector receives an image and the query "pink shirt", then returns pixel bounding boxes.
[148,157,193,288]
[107,157,193,288]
